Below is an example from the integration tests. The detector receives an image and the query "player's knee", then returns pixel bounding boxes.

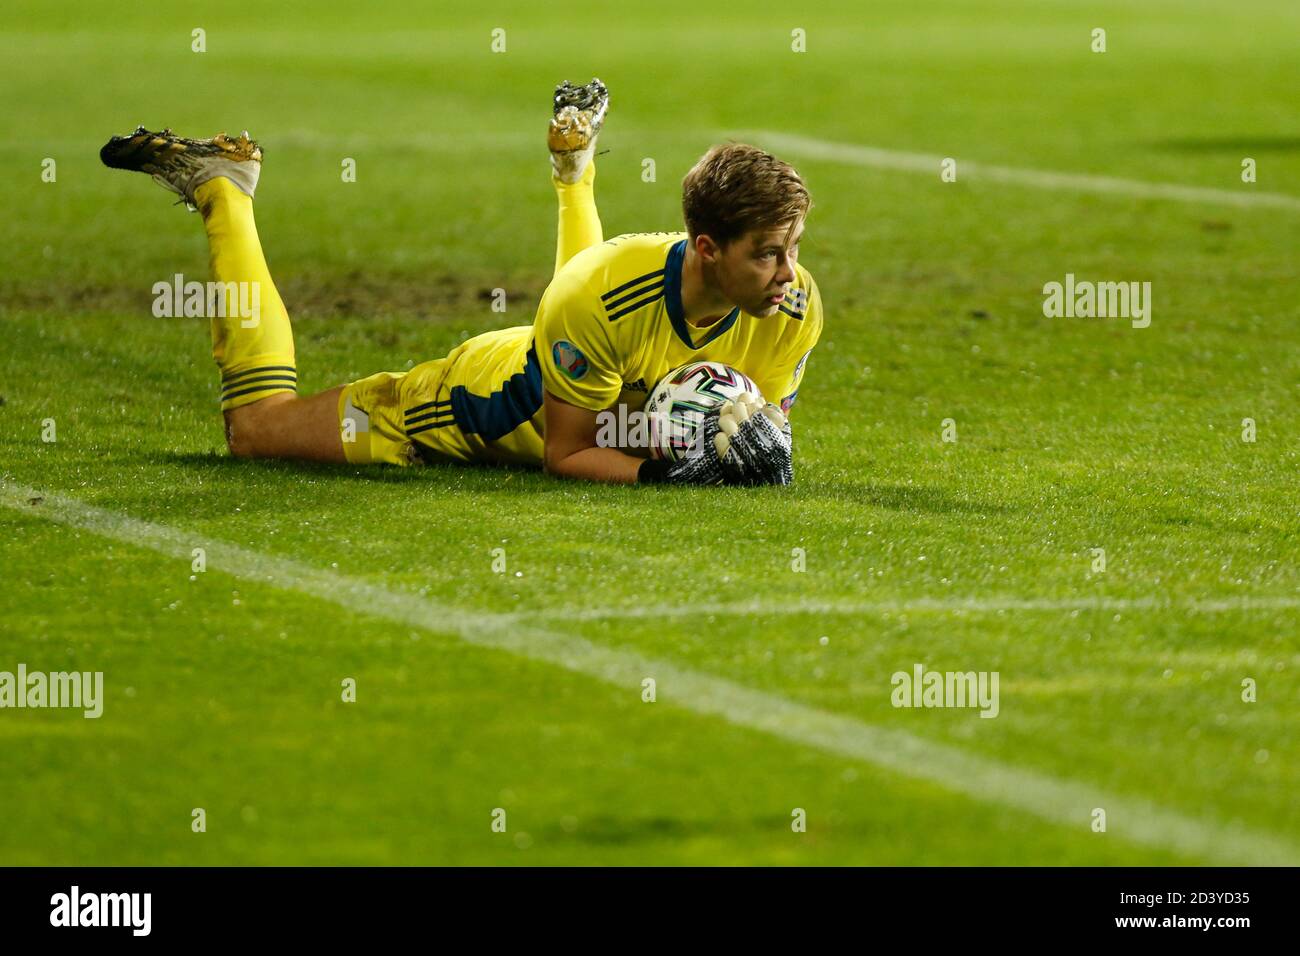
[223,407,263,458]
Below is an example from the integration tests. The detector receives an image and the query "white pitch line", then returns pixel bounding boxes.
[529,594,1300,624]
[741,130,1300,213]
[3,480,1295,866]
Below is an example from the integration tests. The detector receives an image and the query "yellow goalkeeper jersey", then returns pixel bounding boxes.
[341,232,823,467]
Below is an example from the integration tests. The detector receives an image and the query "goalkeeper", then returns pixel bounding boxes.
[99,79,821,485]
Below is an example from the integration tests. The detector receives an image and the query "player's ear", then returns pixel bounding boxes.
[694,233,721,263]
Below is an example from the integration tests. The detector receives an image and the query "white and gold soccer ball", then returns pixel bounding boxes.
[644,361,763,462]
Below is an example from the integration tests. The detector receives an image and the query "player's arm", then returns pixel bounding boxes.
[542,391,644,484]
[534,280,646,483]
[543,393,733,485]
[534,276,678,484]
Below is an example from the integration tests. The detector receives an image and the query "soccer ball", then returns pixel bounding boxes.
[644,361,762,461]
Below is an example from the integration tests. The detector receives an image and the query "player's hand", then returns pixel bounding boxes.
[637,412,728,485]
[714,396,794,486]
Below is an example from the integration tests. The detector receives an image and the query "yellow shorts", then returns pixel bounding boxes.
[337,361,459,466]
[337,326,545,467]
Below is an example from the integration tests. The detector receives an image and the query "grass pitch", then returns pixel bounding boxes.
[2,0,1298,865]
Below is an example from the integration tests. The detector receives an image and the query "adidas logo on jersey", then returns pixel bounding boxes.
[779,287,808,320]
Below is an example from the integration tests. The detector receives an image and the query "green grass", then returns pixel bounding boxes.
[1,0,1298,865]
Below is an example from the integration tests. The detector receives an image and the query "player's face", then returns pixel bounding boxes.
[717,220,804,317]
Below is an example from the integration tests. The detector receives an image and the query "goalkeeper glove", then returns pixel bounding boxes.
[637,412,728,485]
[714,395,794,486]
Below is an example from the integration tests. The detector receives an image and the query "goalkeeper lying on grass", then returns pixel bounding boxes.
[99,79,822,485]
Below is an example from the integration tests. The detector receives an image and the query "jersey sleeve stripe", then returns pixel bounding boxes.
[600,268,666,301]
[606,290,665,322]
[603,277,665,311]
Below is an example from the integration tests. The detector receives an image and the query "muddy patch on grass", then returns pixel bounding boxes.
[2,269,549,321]
[279,269,548,320]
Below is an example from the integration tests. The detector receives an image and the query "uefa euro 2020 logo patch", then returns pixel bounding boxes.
[552,340,589,380]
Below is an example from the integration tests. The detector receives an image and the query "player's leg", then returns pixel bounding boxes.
[193,176,345,461]
[100,128,345,462]
[222,388,345,461]
[552,162,602,277]
[549,79,609,276]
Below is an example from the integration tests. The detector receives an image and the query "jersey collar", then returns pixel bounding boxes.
[664,239,740,350]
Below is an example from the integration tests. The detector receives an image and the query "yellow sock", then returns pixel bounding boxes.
[553,159,604,277]
[194,177,298,411]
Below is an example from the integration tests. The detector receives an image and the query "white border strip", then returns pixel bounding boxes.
[740,130,1300,212]
[3,481,1294,865]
